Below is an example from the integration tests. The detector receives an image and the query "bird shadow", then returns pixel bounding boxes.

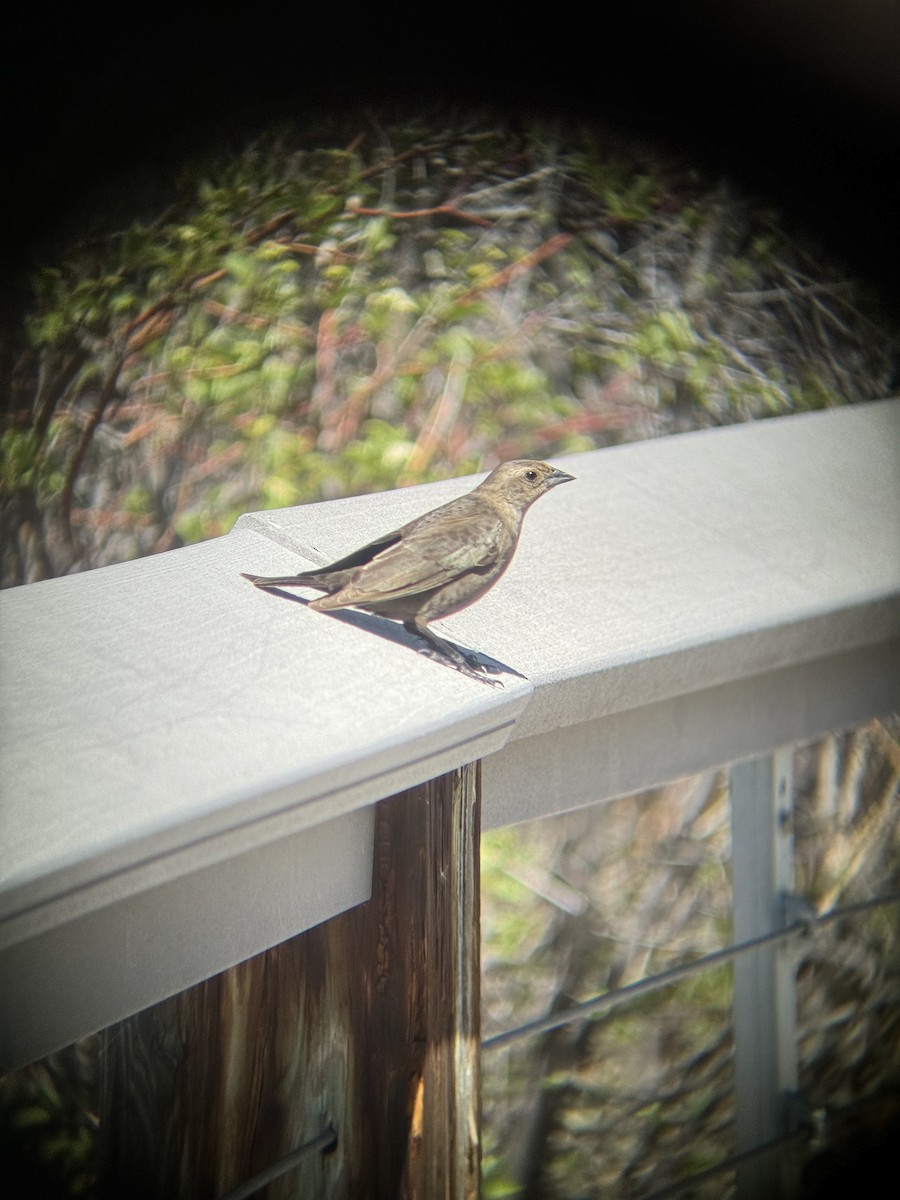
[251,586,525,687]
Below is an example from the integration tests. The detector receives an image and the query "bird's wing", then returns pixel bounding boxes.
[329,509,510,606]
[315,529,402,572]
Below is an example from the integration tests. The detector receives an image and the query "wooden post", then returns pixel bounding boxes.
[99,762,481,1199]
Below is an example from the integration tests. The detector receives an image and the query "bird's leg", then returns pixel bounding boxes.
[404,619,490,676]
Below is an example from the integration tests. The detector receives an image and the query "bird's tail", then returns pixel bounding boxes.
[241,572,325,590]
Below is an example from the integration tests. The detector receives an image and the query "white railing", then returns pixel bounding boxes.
[2,399,898,1090]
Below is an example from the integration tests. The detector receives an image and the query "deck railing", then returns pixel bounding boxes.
[2,399,898,1196]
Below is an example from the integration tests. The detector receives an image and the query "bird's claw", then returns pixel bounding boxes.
[457,660,505,687]
[416,644,505,687]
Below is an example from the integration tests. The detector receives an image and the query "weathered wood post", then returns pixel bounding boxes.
[100,763,481,1200]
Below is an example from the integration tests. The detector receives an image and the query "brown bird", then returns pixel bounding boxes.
[241,459,574,672]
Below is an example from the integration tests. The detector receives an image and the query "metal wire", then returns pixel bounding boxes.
[482,889,900,1052]
[610,1087,899,1200]
[814,890,900,924]
[639,1126,809,1200]
[217,1126,337,1200]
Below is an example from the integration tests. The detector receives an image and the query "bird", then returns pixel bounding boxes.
[241,459,574,674]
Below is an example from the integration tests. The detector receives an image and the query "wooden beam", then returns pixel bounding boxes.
[98,762,481,1199]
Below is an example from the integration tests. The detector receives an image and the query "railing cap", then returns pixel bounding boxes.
[3,398,900,931]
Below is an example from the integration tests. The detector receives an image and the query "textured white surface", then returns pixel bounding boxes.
[454,401,900,738]
[1,806,375,1070]
[483,640,900,828]
[0,523,529,934]
[1,399,898,1065]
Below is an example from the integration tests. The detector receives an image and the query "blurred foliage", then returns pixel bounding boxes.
[793,718,900,1179]
[0,1041,99,1197]
[481,774,734,1198]
[3,118,898,584]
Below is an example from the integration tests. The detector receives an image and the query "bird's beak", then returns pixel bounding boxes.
[547,468,575,487]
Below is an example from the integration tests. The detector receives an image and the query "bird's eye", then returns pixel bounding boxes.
[525,468,538,482]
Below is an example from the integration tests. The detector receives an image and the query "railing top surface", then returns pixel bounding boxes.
[2,400,899,942]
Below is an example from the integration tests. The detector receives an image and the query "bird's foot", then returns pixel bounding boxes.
[451,654,506,687]
[416,644,505,687]
[403,621,506,685]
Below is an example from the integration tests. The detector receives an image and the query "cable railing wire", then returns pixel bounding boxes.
[217,1126,337,1200]
[620,1085,898,1200]
[641,1125,809,1200]
[482,889,900,1052]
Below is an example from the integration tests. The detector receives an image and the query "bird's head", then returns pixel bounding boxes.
[479,459,575,509]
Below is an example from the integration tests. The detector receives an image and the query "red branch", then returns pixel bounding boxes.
[347,203,492,228]
[456,233,573,304]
